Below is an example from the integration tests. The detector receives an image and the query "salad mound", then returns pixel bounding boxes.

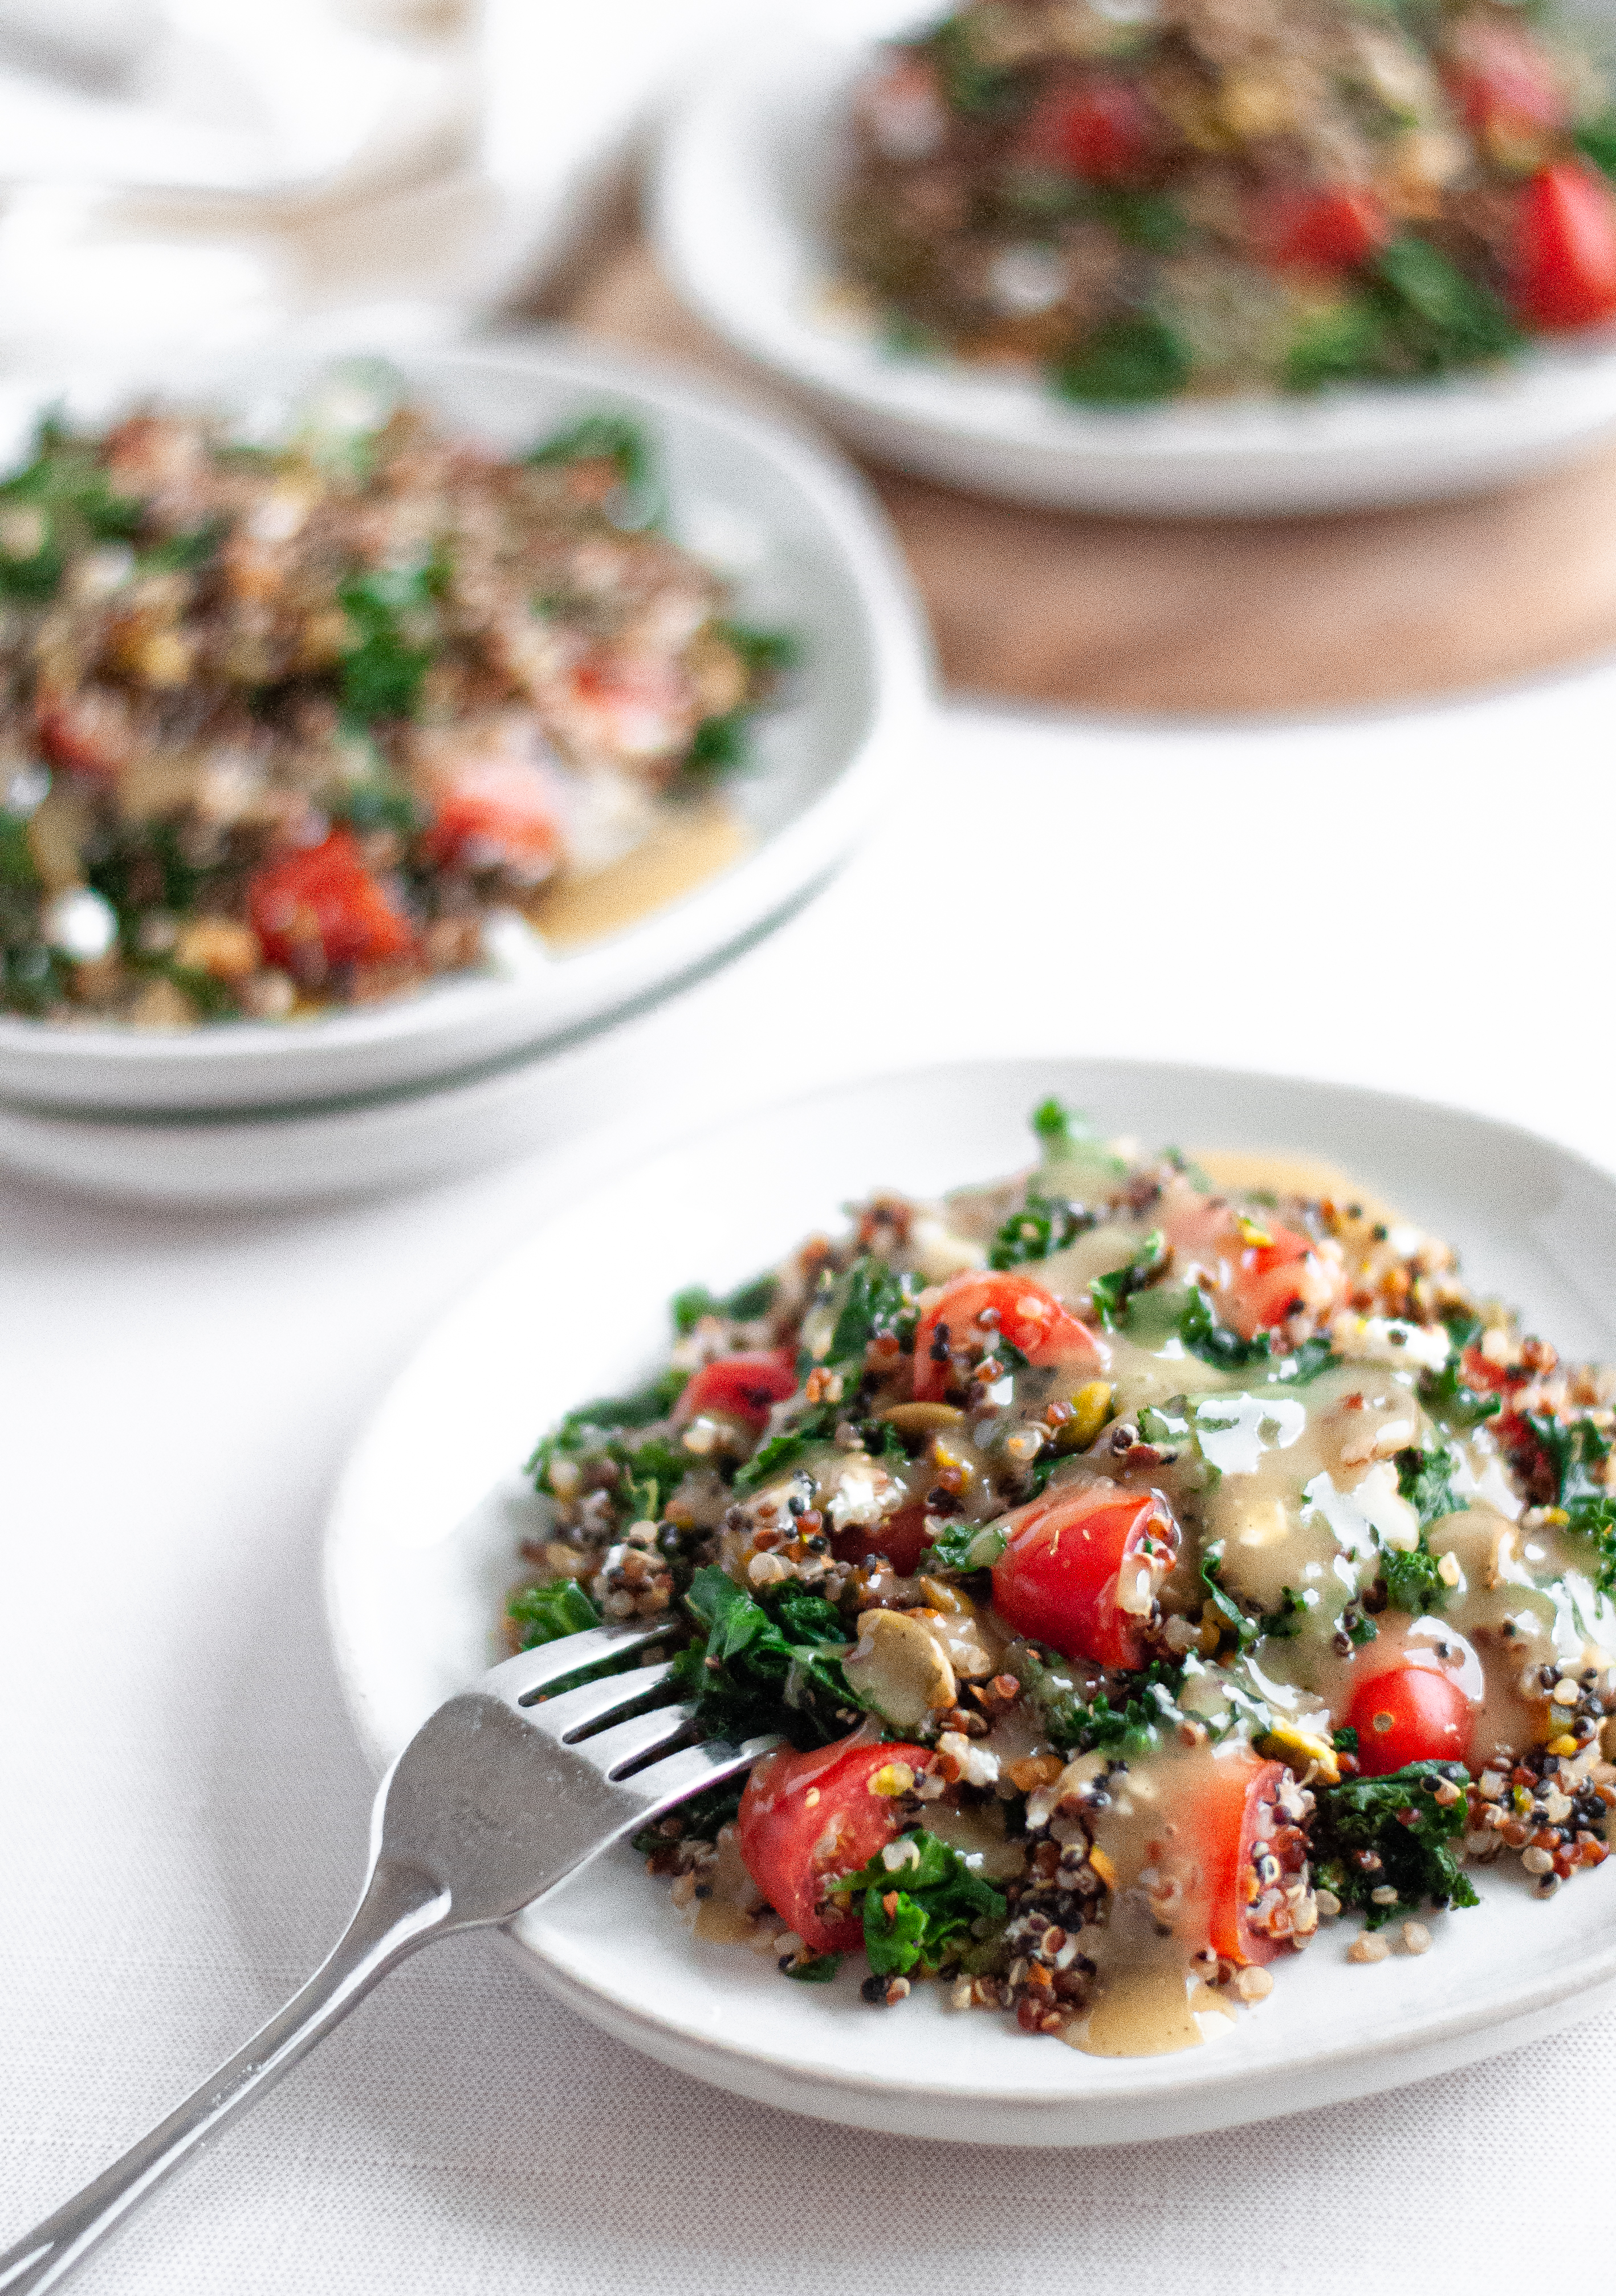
[833,0,1616,404]
[0,383,792,1027]
[508,1099,1616,2054]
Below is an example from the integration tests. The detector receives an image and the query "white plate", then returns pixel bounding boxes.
[0,333,929,1116]
[654,33,1616,517]
[324,1057,1616,2144]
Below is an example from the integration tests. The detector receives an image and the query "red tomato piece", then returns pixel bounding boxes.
[830,1499,929,1574]
[247,829,415,975]
[422,752,563,878]
[1196,1754,1290,1967]
[1348,1665,1474,1776]
[911,1271,1103,1403]
[1515,161,1616,332]
[736,1735,932,1952]
[674,1347,797,1430]
[1020,75,1154,184]
[567,655,691,764]
[1163,1191,1345,1341]
[1447,17,1568,152]
[34,690,133,784]
[991,1480,1179,1671]
[1251,184,1389,272]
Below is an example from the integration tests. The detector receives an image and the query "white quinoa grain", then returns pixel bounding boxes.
[1522,1846,1555,1875]
[1348,1932,1391,1964]
[1315,1890,1342,1919]
[1401,1922,1432,1955]
[1235,1967,1273,2002]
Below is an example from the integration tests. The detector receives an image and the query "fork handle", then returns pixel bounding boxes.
[0,1857,451,2295]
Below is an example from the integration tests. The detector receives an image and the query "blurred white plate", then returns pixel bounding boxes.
[324,1057,1616,2144]
[654,34,1616,516]
[0,334,928,1117]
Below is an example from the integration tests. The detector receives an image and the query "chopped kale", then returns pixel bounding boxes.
[629,1775,743,1856]
[834,1828,1007,1976]
[783,1952,842,1982]
[685,711,750,776]
[1053,312,1192,405]
[507,1575,601,1650]
[1313,1761,1479,1928]
[1090,1230,1166,1329]
[817,1255,924,1370]
[1016,1646,1186,1758]
[1422,1314,1502,1427]
[1524,1411,1616,1597]
[1395,1443,1466,1527]
[338,555,445,719]
[1083,186,1188,254]
[1378,1540,1447,1617]
[714,619,800,682]
[731,1410,836,1496]
[1178,1286,1335,1382]
[929,16,1023,115]
[526,1379,690,1523]
[670,1564,861,1748]
[526,412,662,528]
[0,417,143,603]
[671,1272,779,1334]
[1373,1447,1464,1615]
[140,517,226,575]
[1260,1586,1309,1639]
[1199,1548,1258,1651]
[1577,112,1616,180]
[918,1520,1008,1576]
[989,1190,1095,1269]
[1287,238,1518,392]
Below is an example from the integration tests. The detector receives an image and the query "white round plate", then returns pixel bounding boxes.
[654,33,1616,517]
[325,1057,1616,2144]
[0,334,928,1117]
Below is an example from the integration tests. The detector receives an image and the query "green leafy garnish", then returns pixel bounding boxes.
[527,413,662,528]
[630,1776,744,1856]
[816,1255,924,1371]
[989,1191,1094,1269]
[1524,1412,1616,1596]
[1314,1761,1479,1929]
[835,1829,1007,1976]
[1422,1314,1502,1428]
[784,1952,842,1982]
[1090,1230,1165,1329]
[338,555,446,720]
[929,18,1021,115]
[1016,1646,1186,1758]
[670,1564,860,1748]
[918,1520,1008,1576]
[507,1576,601,1650]
[714,619,800,682]
[1053,313,1191,405]
[1286,238,1519,392]
[1178,1287,1335,1381]
[671,1273,779,1334]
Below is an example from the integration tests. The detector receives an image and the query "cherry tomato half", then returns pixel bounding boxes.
[247,828,414,976]
[1020,75,1155,184]
[1514,161,1616,332]
[1348,1664,1474,1776]
[34,691,133,784]
[422,752,563,877]
[1446,17,1568,155]
[736,1735,932,1952]
[1196,1755,1292,1967]
[830,1499,930,1575]
[674,1347,798,1430]
[1251,184,1389,272]
[1162,1191,1344,1341]
[911,1271,1103,1403]
[992,1480,1179,1671]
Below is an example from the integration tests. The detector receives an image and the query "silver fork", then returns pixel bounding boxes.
[0,1625,778,2295]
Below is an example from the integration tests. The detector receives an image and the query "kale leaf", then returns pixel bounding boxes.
[918,1520,1008,1576]
[526,412,663,527]
[989,1190,1095,1269]
[1524,1411,1616,1597]
[833,1829,1007,1976]
[1372,1447,1465,1616]
[630,1775,744,1857]
[1090,1229,1166,1330]
[1313,1761,1479,1929]
[1378,1542,1447,1617]
[1421,1314,1502,1428]
[671,1272,779,1334]
[507,1576,601,1650]
[339,555,445,719]
[1177,1286,1336,1382]
[1016,1646,1186,1758]
[1053,312,1191,405]
[817,1255,923,1369]
[670,1564,861,1748]
[1287,237,1518,392]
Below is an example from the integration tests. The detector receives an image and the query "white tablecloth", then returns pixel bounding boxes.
[6,687,1616,2294]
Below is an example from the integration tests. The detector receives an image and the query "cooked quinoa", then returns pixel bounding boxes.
[508,1097,1616,2054]
[832,0,1616,402]
[0,384,792,1027]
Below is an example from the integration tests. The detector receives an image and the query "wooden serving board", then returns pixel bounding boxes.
[552,229,1616,717]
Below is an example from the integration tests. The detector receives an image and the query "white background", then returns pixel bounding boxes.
[6,675,1616,2293]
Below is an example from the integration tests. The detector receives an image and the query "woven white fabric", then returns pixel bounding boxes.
[6,696,1616,2293]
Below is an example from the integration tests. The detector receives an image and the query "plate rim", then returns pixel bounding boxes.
[321,1052,1616,2142]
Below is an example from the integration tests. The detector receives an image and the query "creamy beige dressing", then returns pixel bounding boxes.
[526,795,748,948]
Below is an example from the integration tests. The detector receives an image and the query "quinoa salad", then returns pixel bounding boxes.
[833,0,1616,404]
[508,1098,1616,2056]
[0,383,792,1027]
